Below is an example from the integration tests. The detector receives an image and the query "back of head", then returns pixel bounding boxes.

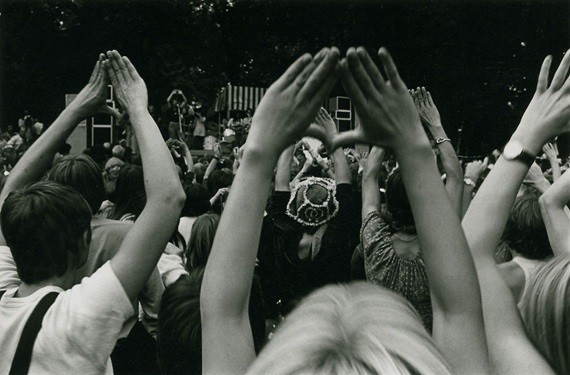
[186,213,220,270]
[519,257,570,374]
[110,164,146,221]
[193,163,206,184]
[182,183,211,218]
[47,154,105,215]
[503,193,552,260]
[382,169,416,234]
[248,282,450,375]
[158,269,204,375]
[112,144,126,159]
[287,177,339,227]
[1,181,92,284]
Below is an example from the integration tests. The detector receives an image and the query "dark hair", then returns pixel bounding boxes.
[186,213,220,270]
[381,169,416,234]
[109,164,146,221]
[158,268,266,374]
[1,181,91,284]
[206,169,233,197]
[47,154,105,215]
[158,269,204,375]
[503,194,553,260]
[182,183,211,217]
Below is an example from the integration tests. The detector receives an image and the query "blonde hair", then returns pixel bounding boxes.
[519,257,570,374]
[248,282,451,375]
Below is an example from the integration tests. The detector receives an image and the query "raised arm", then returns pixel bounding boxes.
[361,146,386,221]
[315,108,351,184]
[539,165,570,257]
[201,47,339,374]
[543,142,561,181]
[461,158,488,217]
[526,161,551,193]
[413,87,463,215]
[462,52,570,374]
[330,46,488,374]
[275,145,294,192]
[0,54,119,246]
[104,51,185,302]
[204,144,220,180]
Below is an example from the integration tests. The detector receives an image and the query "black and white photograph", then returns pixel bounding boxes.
[0,0,569,373]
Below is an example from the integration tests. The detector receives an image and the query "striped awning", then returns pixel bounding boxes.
[215,84,267,112]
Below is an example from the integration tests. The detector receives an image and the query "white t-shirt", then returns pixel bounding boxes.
[0,247,133,374]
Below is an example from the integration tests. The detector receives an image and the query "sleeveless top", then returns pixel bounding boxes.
[512,256,544,309]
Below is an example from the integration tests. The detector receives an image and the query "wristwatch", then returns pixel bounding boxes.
[503,140,535,166]
[463,178,477,188]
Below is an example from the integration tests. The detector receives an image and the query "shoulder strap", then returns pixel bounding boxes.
[9,291,59,375]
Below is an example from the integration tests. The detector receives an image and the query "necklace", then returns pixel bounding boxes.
[392,233,418,243]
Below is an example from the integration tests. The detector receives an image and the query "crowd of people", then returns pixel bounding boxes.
[0,45,569,375]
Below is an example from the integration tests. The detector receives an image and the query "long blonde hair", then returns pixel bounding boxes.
[519,257,570,374]
[248,282,451,375]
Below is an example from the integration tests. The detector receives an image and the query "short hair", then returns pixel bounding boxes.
[1,181,92,284]
[503,194,552,260]
[193,164,206,184]
[186,213,220,270]
[181,183,211,218]
[112,144,126,159]
[158,269,204,375]
[47,154,105,215]
[382,169,416,234]
[520,257,570,374]
[158,268,266,375]
[248,282,450,374]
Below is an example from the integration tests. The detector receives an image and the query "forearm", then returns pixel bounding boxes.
[361,168,381,220]
[184,148,194,172]
[461,185,475,218]
[332,148,351,184]
[549,157,561,181]
[128,108,182,200]
[204,157,218,179]
[432,128,463,214]
[397,143,482,312]
[397,143,487,371]
[275,145,294,191]
[202,147,275,316]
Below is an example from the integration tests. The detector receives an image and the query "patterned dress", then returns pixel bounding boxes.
[361,211,433,331]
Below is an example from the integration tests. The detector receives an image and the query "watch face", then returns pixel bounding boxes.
[504,142,523,159]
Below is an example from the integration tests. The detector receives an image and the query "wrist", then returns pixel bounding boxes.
[510,129,546,156]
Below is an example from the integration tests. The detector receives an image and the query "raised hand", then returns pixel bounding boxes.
[542,142,558,160]
[314,107,338,137]
[69,53,120,119]
[464,158,489,181]
[330,47,426,153]
[513,50,570,154]
[247,47,340,158]
[412,87,442,127]
[104,50,148,113]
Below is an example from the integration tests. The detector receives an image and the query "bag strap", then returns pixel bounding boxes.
[9,291,59,375]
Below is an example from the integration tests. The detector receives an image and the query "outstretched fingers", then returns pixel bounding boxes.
[357,47,386,90]
[550,49,570,91]
[347,47,376,99]
[340,59,366,107]
[88,54,105,84]
[378,47,404,88]
[274,53,312,90]
[307,55,340,110]
[123,56,141,81]
[536,55,553,93]
[298,47,339,102]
